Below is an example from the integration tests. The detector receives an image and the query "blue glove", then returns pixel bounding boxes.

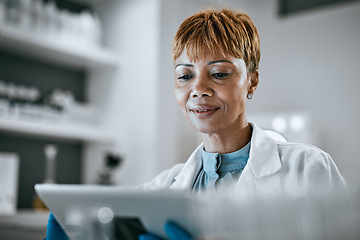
[44,212,69,240]
[138,221,193,240]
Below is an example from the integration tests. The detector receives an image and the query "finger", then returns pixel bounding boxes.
[138,233,165,240]
[164,221,193,240]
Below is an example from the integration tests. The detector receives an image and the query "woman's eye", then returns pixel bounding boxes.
[212,72,230,79]
[178,75,193,81]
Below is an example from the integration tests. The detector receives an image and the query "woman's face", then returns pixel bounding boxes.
[174,49,258,135]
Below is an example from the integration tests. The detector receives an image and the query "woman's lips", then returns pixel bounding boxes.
[189,106,220,117]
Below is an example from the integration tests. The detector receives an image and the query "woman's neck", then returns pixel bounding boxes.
[202,122,252,154]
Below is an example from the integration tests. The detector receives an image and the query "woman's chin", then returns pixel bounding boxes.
[190,123,221,135]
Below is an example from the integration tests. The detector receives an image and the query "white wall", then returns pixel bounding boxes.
[88,0,161,186]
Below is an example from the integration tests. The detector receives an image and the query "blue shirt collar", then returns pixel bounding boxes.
[202,141,251,177]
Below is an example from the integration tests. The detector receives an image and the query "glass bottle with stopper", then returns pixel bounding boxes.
[33,144,58,211]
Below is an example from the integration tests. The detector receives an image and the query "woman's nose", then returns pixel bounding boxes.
[191,76,213,98]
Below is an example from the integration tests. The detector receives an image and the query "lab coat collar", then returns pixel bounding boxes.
[248,122,282,178]
[171,123,282,189]
[171,143,203,190]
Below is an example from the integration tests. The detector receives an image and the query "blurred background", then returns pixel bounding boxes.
[0,0,359,238]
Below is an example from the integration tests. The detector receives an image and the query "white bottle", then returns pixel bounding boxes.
[33,144,58,210]
[0,1,5,24]
[93,14,103,46]
[43,144,58,184]
[45,0,57,37]
[7,0,20,26]
[18,0,31,30]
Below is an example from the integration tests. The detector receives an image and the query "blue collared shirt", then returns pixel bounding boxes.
[192,141,251,191]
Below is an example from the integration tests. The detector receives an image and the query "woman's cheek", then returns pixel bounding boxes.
[175,87,192,123]
[174,87,187,110]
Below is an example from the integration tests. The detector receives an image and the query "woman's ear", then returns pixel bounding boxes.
[248,70,259,95]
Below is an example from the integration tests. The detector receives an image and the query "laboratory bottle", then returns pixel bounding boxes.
[33,144,58,211]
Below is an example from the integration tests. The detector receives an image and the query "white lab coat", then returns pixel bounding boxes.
[141,123,346,196]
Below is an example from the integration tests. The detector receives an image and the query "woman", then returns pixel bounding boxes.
[45,8,346,240]
[140,8,345,194]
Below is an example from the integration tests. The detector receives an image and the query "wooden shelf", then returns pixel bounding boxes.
[0,116,113,143]
[0,25,119,70]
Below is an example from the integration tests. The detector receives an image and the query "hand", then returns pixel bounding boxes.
[139,221,193,240]
[44,212,69,240]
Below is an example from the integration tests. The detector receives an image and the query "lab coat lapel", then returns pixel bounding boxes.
[248,123,282,178]
[235,123,282,191]
[170,143,203,190]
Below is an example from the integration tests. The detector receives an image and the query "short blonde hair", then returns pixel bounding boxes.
[172,9,260,74]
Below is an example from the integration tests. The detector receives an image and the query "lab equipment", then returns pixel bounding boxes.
[33,144,58,211]
[0,0,102,47]
[0,152,19,215]
[97,153,122,185]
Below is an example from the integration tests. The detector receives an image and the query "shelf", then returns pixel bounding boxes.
[0,116,114,143]
[0,25,119,70]
[0,210,48,230]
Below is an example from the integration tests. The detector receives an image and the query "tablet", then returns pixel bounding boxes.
[35,184,201,239]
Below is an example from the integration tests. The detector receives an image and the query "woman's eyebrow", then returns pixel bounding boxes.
[207,60,233,65]
[175,63,193,68]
